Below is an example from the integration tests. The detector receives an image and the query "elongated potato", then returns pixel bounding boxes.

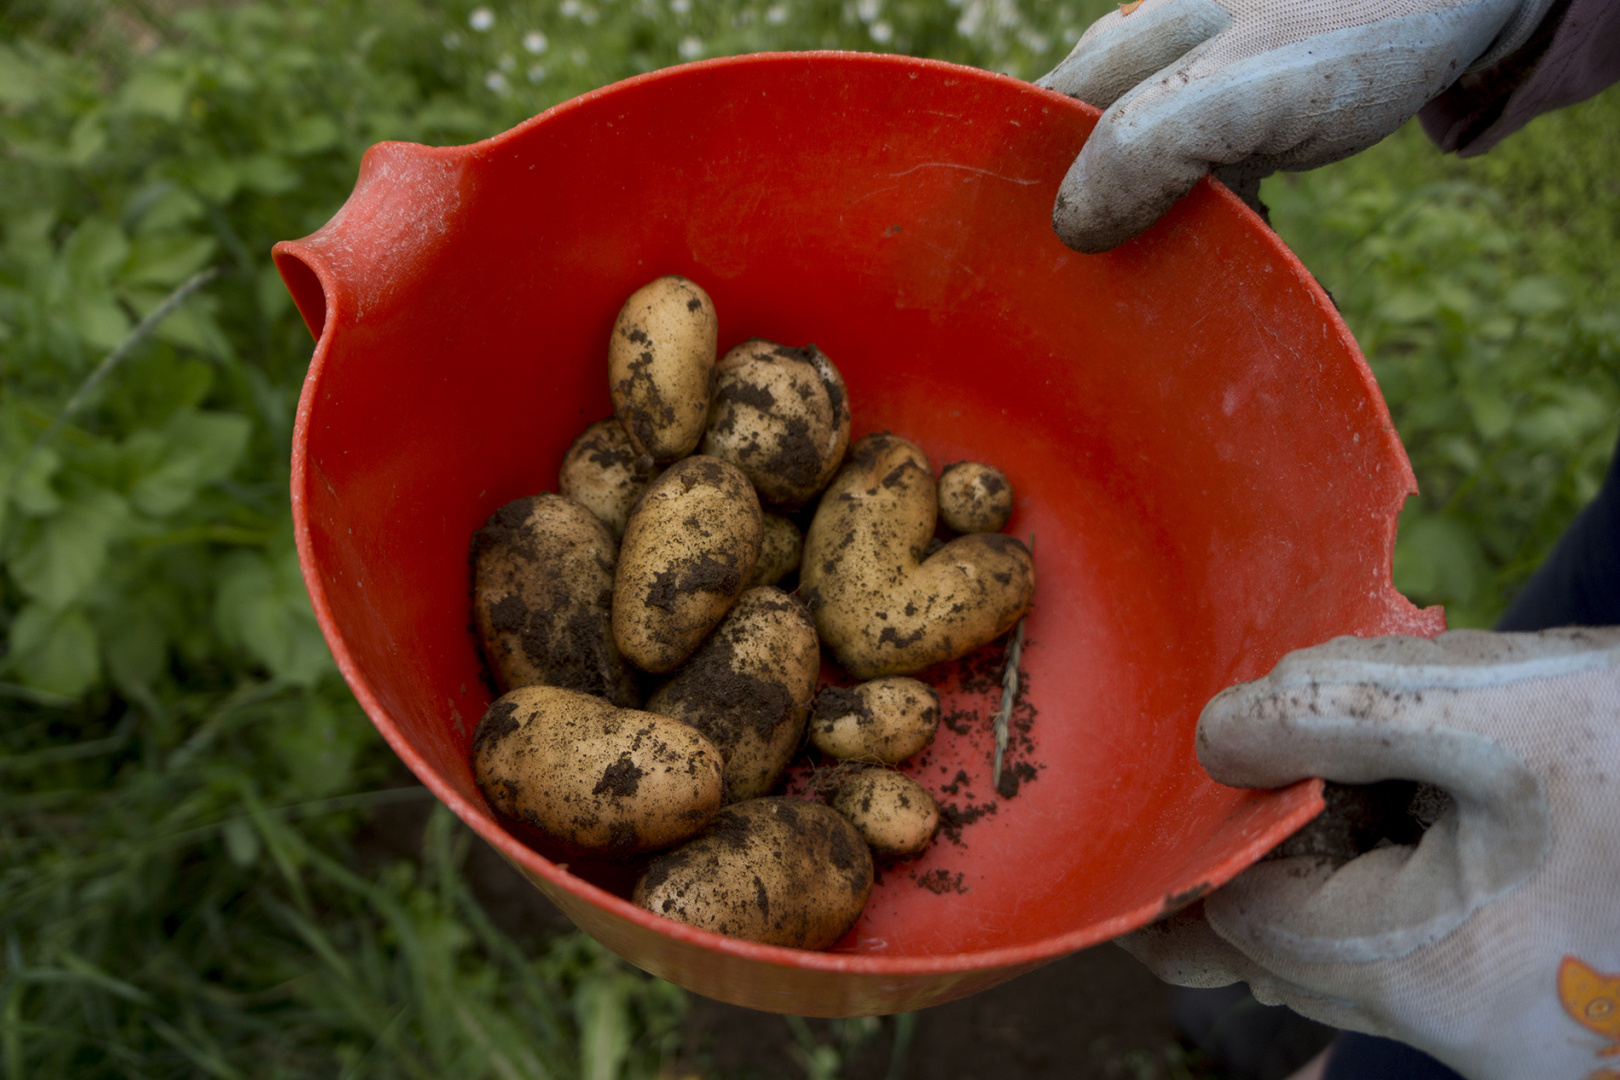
[648,588,818,801]
[633,797,873,949]
[472,685,723,858]
[609,276,718,462]
[937,461,1014,534]
[800,433,1034,679]
[809,677,939,763]
[613,456,763,673]
[831,768,940,858]
[749,512,802,588]
[471,493,640,706]
[558,419,658,539]
[701,340,851,508]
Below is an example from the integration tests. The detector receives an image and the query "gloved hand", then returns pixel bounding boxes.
[1036,0,1556,253]
[1118,628,1620,1080]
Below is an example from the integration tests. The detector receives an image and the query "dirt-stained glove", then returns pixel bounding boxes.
[1118,628,1620,1080]
[1036,0,1556,252]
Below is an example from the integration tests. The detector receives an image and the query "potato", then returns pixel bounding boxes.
[749,512,802,588]
[633,797,873,949]
[613,455,763,673]
[809,677,939,763]
[700,340,851,508]
[472,685,723,858]
[609,276,718,462]
[471,493,640,706]
[648,588,818,801]
[800,433,1035,679]
[831,768,940,858]
[937,461,1014,534]
[558,419,657,539]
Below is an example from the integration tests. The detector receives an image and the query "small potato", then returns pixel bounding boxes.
[472,685,723,858]
[471,493,640,706]
[614,456,763,674]
[558,419,658,538]
[648,588,818,802]
[700,340,851,508]
[937,461,1014,534]
[809,677,939,764]
[633,797,873,949]
[748,512,802,588]
[609,276,719,462]
[831,768,940,858]
[801,434,1035,679]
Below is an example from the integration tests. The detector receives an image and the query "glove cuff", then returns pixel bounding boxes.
[1468,0,1559,70]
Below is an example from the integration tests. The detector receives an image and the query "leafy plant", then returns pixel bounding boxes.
[1265,102,1620,626]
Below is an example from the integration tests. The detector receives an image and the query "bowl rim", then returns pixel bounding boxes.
[281,49,1335,978]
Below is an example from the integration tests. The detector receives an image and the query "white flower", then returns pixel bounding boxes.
[561,0,581,14]
[442,30,463,48]
[527,63,548,82]
[485,70,509,93]
[678,35,703,59]
[670,0,691,12]
[766,2,789,23]
[869,19,892,42]
[856,0,881,22]
[469,6,495,31]
[523,31,549,54]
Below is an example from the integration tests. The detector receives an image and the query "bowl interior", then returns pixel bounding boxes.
[275,52,1436,1005]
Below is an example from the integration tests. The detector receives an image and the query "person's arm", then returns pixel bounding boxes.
[1420,0,1620,153]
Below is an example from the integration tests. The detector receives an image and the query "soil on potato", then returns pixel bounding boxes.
[354,786,1217,1080]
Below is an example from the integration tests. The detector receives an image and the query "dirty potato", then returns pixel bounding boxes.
[648,588,818,801]
[613,455,763,673]
[831,768,940,858]
[800,433,1034,679]
[700,340,851,508]
[472,685,723,858]
[609,276,719,462]
[632,797,873,949]
[749,512,802,588]
[809,677,939,763]
[558,419,658,538]
[937,461,1014,534]
[471,493,640,706]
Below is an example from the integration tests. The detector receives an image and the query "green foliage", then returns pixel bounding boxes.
[1265,98,1620,626]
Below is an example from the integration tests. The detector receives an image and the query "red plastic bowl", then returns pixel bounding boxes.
[273,51,1440,1017]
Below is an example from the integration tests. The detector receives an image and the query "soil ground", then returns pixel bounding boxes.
[358,790,1222,1080]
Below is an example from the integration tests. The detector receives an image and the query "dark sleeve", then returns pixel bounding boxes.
[1419,0,1620,156]
[1495,426,1620,632]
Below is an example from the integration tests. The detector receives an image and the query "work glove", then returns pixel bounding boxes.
[1036,0,1557,252]
[1118,628,1620,1080]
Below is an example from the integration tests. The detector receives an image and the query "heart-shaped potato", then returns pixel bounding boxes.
[800,433,1033,679]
